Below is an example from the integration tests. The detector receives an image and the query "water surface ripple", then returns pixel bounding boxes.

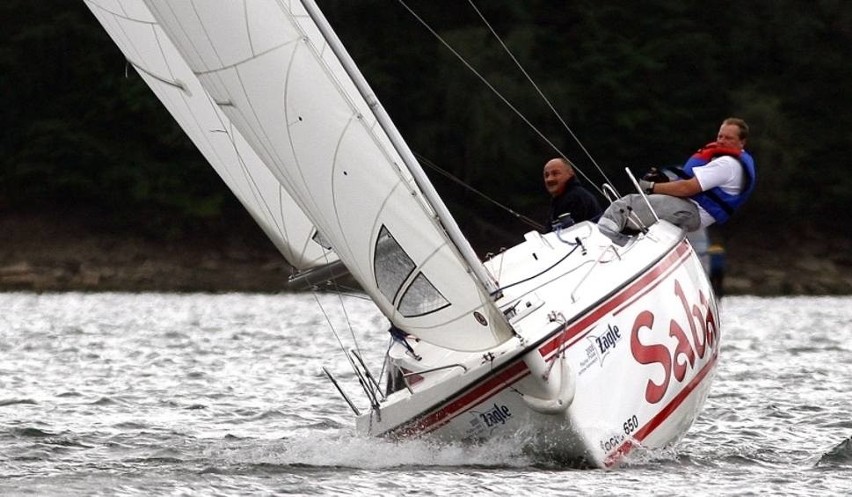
[1,293,850,495]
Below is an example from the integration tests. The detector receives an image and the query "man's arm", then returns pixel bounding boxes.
[651,177,702,197]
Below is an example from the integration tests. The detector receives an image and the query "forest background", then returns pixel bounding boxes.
[2,0,852,294]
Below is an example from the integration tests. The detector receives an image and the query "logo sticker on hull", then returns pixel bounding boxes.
[578,324,623,375]
[479,403,512,427]
[463,403,514,439]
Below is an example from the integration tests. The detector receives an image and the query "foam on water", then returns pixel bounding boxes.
[200,432,534,470]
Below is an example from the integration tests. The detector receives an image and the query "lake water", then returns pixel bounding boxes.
[2,292,851,496]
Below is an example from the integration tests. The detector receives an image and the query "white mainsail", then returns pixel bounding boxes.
[84,0,336,272]
[88,0,514,351]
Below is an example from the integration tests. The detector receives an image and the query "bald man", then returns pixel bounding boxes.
[543,158,602,230]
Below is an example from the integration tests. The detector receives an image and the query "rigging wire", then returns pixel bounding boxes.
[309,247,382,405]
[311,290,379,404]
[394,0,594,193]
[317,248,368,362]
[332,280,365,359]
[395,0,618,198]
[414,152,546,231]
[464,0,619,195]
[311,292,354,364]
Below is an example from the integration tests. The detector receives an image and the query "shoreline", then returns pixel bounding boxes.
[2,213,851,295]
[0,213,292,293]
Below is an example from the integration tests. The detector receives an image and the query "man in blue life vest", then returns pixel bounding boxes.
[598,117,756,245]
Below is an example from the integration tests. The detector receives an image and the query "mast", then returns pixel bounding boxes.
[299,0,500,295]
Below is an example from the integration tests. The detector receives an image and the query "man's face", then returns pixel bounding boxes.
[717,124,745,149]
[543,160,573,197]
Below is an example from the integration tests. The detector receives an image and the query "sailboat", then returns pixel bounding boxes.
[85,0,719,468]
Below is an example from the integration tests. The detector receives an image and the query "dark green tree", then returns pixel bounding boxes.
[3,0,851,249]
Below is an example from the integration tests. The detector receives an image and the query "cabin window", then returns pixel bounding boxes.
[312,229,333,250]
[374,226,415,303]
[398,272,449,317]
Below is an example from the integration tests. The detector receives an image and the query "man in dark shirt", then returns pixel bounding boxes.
[543,158,602,230]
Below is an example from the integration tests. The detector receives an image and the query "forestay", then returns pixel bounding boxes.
[85,0,335,271]
[90,0,514,351]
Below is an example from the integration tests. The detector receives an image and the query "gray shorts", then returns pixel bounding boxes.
[599,194,701,233]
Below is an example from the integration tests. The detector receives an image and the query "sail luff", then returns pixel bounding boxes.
[299,0,500,296]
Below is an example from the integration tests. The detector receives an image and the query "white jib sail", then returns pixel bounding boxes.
[127,0,515,351]
[84,0,336,271]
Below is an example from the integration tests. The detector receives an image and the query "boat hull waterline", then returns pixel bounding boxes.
[364,225,718,468]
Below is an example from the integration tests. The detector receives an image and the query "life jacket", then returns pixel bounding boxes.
[672,142,756,224]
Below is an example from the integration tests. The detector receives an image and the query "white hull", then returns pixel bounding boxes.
[360,221,719,468]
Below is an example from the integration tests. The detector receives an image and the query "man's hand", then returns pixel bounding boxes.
[642,167,669,183]
[638,179,654,194]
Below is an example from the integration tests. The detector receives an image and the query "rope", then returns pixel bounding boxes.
[492,242,582,296]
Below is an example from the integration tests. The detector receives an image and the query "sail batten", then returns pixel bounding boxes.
[127,60,188,91]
